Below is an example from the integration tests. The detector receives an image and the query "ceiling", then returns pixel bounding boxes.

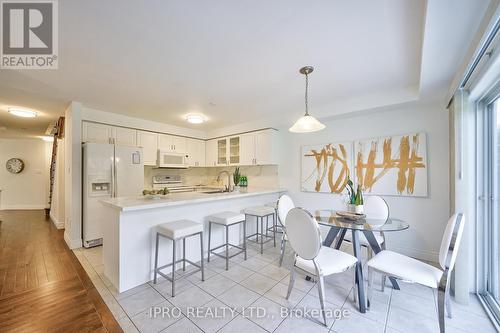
[0,0,493,138]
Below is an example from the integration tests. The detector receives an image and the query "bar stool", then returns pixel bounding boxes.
[265,201,283,235]
[207,211,247,270]
[153,220,204,297]
[244,206,276,254]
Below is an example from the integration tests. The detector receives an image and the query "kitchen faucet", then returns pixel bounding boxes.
[217,170,231,192]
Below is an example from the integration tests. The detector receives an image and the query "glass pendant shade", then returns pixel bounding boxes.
[289,66,325,133]
[289,114,326,133]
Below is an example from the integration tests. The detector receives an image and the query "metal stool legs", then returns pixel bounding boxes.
[207,220,247,270]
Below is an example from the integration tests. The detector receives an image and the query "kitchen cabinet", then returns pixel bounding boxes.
[158,134,186,153]
[216,136,240,165]
[137,130,158,166]
[113,127,137,146]
[239,129,278,165]
[240,133,256,165]
[206,139,217,167]
[255,130,278,164]
[82,122,113,144]
[186,139,205,167]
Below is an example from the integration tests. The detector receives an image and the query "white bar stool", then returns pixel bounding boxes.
[207,211,247,270]
[244,206,276,254]
[153,220,204,296]
[265,201,283,234]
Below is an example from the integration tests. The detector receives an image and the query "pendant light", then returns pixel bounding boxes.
[289,66,326,133]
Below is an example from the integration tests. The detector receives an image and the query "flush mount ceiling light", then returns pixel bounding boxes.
[8,107,37,118]
[289,66,326,133]
[186,113,206,124]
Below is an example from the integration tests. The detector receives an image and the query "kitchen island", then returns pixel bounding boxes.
[99,188,285,293]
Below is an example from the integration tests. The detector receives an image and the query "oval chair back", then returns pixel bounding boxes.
[285,208,321,260]
[363,196,389,221]
[277,194,295,228]
[439,213,465,272]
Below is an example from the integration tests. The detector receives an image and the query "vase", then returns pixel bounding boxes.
[355,204,364,215]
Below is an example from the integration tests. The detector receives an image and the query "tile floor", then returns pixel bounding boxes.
[74,241,498,333]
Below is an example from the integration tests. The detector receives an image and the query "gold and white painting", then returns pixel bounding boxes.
[301,142,353,193]
[354,132,428,197]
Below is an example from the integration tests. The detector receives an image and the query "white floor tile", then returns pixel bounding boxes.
[258,263,290,281]
[237,256,269,272]
[390,289,437,319]
[244,297,286,332]
[275,315,330,333]
[197,274,236,297]
[168,286,214,311]
[220,264,255,283]
[186,299,238,333]
[332,311,385,333]
[218,284,261,312]
[263,282,306,308]
[386,306,439,333]
[151,277,193,298]
[119,288,166,317]
[160,317,202,333]
[131,301,181,333]
[295,294,341,327]
[218,315,267,333]
[240,273,279,294]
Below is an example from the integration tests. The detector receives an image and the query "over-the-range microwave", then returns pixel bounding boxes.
[157,150,188,168]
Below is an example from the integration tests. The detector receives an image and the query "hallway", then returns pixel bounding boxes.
[0,210,121,332]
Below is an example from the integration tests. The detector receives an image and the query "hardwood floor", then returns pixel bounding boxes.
[0,210,122,333]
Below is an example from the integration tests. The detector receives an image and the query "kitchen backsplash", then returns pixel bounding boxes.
[144,165,279,189]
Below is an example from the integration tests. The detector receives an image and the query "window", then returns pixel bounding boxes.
[478,91,500,323]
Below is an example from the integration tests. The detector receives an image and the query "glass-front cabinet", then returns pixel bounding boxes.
[216,136,240,165]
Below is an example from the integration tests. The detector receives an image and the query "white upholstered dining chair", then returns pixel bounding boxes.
[276,194,294,266]
[285,207,358,326]
[366,213,465,333]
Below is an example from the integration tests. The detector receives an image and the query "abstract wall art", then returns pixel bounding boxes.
[354,132,428,197]
[301,142,353,193]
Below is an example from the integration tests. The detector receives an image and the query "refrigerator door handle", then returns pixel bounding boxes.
[114,157,118,198]
[110,161,115,197]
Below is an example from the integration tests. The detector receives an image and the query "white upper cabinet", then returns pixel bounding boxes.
[82,122,113,143]
[158,134,186,153]
[240,134,256,165]
[206,139,217,167]
[255,130,278,165]
[137,130,158,166]
[239,129,278,165]
[113,127,137,146]
[186,139,206,167]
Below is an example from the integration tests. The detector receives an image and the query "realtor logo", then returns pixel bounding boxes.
[1,0,58,69]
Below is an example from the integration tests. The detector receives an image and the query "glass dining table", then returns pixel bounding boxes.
[311,209,409,313]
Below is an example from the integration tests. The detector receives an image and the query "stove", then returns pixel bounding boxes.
[152,175,198,193]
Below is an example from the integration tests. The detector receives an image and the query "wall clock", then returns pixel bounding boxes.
[6,158,25,174]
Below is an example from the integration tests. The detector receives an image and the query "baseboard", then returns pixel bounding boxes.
[0,205,47,210]
[64,231,82,249]
[388,245,439,263]
[49,212,65,229]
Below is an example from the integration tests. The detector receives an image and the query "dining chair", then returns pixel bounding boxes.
[285,207,358,326]
[277,194,294,266]
[366,213,465,333]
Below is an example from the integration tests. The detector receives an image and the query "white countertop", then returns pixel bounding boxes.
[100,187,286,212]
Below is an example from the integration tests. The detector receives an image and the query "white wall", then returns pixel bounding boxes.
[64,102,83,249]
[277,103,450,262]
[0,138,52,210]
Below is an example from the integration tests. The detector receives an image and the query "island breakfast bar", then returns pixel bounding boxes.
[100,188,284,293]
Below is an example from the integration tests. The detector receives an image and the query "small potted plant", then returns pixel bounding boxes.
[345,176,364,214]
[233,167,241,192]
